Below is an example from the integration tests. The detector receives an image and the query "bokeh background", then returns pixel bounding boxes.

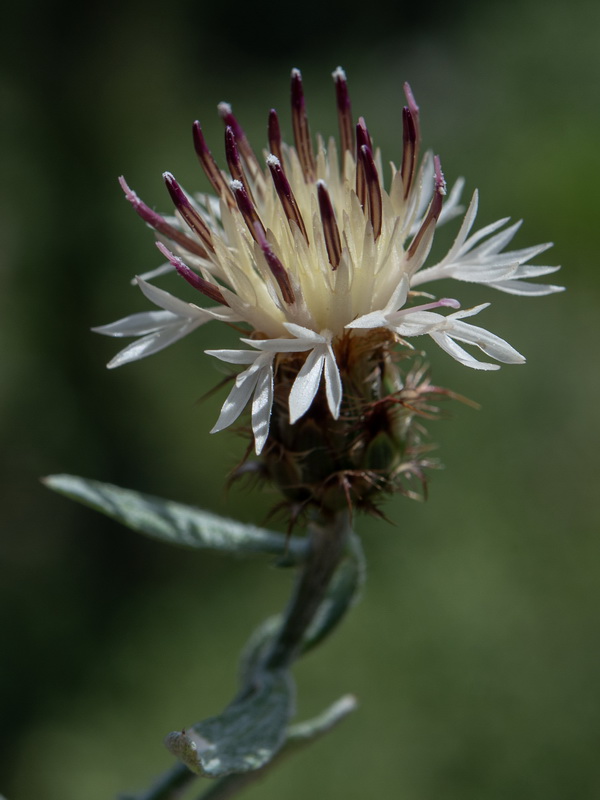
[2,0,599,797]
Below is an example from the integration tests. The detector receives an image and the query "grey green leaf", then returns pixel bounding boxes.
[43,474,307,562]
[165,669,294,777]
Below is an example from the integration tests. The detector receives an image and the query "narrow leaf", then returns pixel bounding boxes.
[43,474,307,562]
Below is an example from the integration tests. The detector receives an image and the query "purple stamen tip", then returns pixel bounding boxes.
[403,82,419,116]
[163,172,189,206]
[333,66,350,107]
[291,68,305,110]
[119,175,133,197]
[440,298,461,309]
[433,155,447,196]
[192,121,209,154]
[356,118,371,151]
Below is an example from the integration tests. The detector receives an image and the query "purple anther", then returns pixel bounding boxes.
[218,101,260,178]
[401,84,421,199]
[163,172,214,252]
[317,180,342,269]
[401,107,418,199]
[356,117,372,153]
[119,176,209,259]
[253,222,295,305]
[155,242,228,306]
[360,145,382,240]
[332,67,354,154]
[230,179,264,243]
[225,126,256,207]
[433,155,447,196]
[268,109,283,166]
[266,154,309,242]
[290,68,306,112]
[407,155,445,260]
[192,121,235,208]
[403,82,420,120]
[225,126,244,184]
[290,68,316,181]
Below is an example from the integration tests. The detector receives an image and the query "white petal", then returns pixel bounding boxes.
[430,332,500,370]
[470,220,522,257]
[240,333,317,353]
[251,365,274,454]
[488,279,565,296]
[136,278,203,318]
[289,347,326,424]
[206,349,265,365]
[93,310,177,337]
[210,361,264,433]
[448,303,490,321]
[106,320,199,368]
[131,261,174,284]
[282,323,328,343]
[324,346,342,419]
[382,275,410,315]
[458,216,512,256]
[441,319,526,364]
[346,310,390,330]
[440,190,479,264]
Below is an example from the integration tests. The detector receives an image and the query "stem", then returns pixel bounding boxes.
[263,509,351,670]
[126,510,353,800]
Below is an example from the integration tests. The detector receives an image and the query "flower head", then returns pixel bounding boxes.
[97,68,562,508]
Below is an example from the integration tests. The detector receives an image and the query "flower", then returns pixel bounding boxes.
[97,67,562,457]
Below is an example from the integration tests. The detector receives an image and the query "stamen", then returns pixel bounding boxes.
[359,145,383,240]
[356,117,372,151]
[217,101,261,179]
[355,118,371,209]
[407,155,446,259]
[266,154,309,242]
[230,179,265,243]
[163,173,215,253]
[192,121,236,208]
[155,242,229,306]
[225,126,256,206]
[253,223,296,304]
[332,67,354,155]
[290,68,316,182]
[400,84,420,199]
[402,297,461,315]
[119,176,210,259]
[317,181,342,269]
[268,109,283,166]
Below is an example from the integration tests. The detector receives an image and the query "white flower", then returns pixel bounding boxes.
[206,350,275,454]
[93,277,239,368]
[346,276,525,370]
[207,324,342,450]
[100,67,561,452]
[411,191,563,296]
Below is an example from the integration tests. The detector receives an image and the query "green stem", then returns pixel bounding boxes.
[262,509,351,671]
[127,510,353,800]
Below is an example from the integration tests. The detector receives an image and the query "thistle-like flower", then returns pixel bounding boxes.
[96,68,562,513]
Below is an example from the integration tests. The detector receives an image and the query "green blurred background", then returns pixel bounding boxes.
[2,0,599,797]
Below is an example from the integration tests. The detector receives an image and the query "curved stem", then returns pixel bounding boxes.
[263,509,351,671]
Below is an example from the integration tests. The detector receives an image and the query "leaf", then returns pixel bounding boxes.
[190,695,358,800]
[285,693,358,745]
[164,669,295,777]
[43,474,307,562]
